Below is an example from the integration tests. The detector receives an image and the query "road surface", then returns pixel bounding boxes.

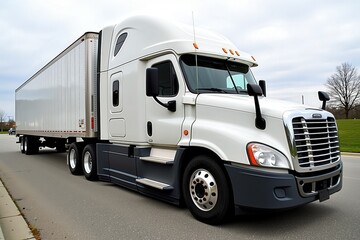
[0,134,359,239]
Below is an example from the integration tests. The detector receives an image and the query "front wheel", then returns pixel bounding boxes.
[182,155,233,225]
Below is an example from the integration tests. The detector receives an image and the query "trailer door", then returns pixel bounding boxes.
[145,54,185,146]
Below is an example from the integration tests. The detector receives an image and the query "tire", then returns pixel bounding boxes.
[182,155,233,225]
[24,136,39,155]
[82,144,97,181]
[20,136,25,154]
[24,136,29,154]
[67,142,84,175]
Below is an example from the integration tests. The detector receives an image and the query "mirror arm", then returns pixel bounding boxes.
[153,96,176,112]
[253,95,266,130]
[247,83,266,130]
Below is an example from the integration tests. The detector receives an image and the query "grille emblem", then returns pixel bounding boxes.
[312,113,322,118]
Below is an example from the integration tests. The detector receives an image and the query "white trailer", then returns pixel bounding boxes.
[16,33,98,139]
[16,16,343,224]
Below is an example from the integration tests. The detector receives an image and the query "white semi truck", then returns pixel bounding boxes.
[15,16,342,224]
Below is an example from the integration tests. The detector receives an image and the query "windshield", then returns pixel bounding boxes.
[180,54,257,94]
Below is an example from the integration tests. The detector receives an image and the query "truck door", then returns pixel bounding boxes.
[145,54,185,146]
[108,71,126,139]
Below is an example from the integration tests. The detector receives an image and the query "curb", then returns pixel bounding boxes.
[0,224,4,240]
[341,152,360,157]
[0,179,35,240]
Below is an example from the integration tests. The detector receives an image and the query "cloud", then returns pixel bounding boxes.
[1,0,360,119]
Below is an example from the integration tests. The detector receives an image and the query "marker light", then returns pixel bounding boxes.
[251,56,256,61]
[222,48,228,54]
[91,117,95,129]
[235,51,240,56]
[193,43,199,49]
[229,49,234,55]
[247,143,290,169]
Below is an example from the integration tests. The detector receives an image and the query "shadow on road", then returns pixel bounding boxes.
[221,203,337,236]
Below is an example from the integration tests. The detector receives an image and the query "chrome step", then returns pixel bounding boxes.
[136,178,173,190]
[139,156,174,165]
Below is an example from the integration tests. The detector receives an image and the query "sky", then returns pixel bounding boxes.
[1,0,360,120]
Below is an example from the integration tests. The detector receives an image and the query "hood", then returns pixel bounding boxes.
[195,94,322,119]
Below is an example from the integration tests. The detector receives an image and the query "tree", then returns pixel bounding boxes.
[8,119,16,128]
[326,62,360,119]
[0,109,6,132]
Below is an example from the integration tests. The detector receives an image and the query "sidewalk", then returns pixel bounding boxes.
[0,179,35,240]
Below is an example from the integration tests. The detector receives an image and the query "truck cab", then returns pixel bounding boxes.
[94,16,342,224]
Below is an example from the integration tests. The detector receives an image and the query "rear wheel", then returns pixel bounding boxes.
[82,144,97,181]
[19,136,25,154]
[24,136,39,155]
[67,142,84,175]
[182,155,233,225]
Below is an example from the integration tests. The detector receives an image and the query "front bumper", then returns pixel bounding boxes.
[224,163,342,214]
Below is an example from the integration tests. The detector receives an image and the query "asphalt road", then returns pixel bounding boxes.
[0,134,359,240]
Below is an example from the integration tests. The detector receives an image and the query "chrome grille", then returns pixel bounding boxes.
[292,117,340,168]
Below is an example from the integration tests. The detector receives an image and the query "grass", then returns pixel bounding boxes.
[0,131,9,134]
[337,119,360,153]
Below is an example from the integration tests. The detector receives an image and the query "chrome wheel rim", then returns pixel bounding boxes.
[24,138,28,152]
[20,138,24,152]
[189,168,218,211]
[69,149,77,169]
[83,151,92,174]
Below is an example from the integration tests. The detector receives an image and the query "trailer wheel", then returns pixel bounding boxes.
[24,136,29,154]
[67,143,84,175]
[20,136,25,154]
[24,136,39,155]
[182,155,233,225]
[82,144,97,181]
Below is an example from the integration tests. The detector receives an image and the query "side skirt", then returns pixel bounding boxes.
[96,143,185,205]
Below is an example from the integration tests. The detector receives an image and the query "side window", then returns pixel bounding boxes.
[113,80,119,107]
[114,33,128,57]
[152,61,179,97]
[226,74,246,90]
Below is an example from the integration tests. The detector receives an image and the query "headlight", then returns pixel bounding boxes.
[247,143,290,169]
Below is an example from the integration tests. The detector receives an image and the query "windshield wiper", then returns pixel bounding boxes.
[224,60,239,94]
[195,88,229,93]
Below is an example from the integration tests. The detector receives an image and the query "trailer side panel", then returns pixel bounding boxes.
[15,33,99,138]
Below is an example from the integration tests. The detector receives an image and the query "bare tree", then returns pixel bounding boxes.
[326,62,360,119]
[0,109,6,132]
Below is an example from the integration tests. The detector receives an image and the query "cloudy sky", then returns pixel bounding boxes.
[1,0,359,120]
